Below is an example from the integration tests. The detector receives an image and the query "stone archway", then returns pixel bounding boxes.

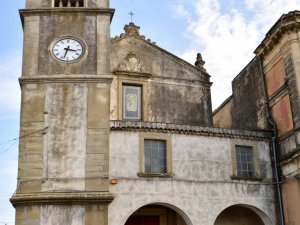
[124,203,192,225]
[214,205,269,225]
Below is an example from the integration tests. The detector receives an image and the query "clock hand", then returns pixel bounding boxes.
[67,48,77,52]
[63,46,70,58]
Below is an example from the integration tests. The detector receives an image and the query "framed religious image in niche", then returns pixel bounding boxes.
[123,85,141,120]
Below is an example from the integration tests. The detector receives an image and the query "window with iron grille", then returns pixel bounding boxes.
[236,145,254,178]
[144,139,166,174]
[54,0,84,7]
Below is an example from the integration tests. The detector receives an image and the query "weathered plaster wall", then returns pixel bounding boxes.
[212,57,269,130]
[265,59,286,97]
[213,97,233,128]
[110,37,212,126]
[270,95,294,136]
[21,11,112,76]
[42,83,87,191]
[109,131,276,225]
[231,57,269,130]
[15,205,41,225]
[149,82,211,126]
[254,12,300,225]
[281,179,300,225]
[18,83,46,193]
[38,14,97,75]
[41,205,85,225]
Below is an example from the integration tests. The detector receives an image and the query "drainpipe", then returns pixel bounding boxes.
[269,119,285,225]
[259,56,285,225]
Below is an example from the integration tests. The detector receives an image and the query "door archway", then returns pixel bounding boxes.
[214,204,271,225]
[124,203,192,225]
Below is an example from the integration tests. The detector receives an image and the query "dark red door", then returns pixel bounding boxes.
[125,216,160,225]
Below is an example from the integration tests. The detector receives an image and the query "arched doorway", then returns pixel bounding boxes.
[214,205,266,225]
[124,204,190,225]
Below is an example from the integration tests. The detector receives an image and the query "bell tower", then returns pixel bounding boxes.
[11,0,115,224]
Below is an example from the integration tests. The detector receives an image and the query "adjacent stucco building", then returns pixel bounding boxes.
[214,11,300,225]
[11,1,300,225]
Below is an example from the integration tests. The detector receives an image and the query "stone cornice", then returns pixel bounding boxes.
[10,191,115,207]
[19,7,115,24]
[255,10,300,58]
[110,121,272,141]
[114,70,152,79]
[19,74,114,84]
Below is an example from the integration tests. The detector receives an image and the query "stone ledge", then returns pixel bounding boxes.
[19,75,114,84]
[137,172,174,178]
[110,121,272,141]
[19,8,115,27]
[10,191,115,207]
[230,175,264,182]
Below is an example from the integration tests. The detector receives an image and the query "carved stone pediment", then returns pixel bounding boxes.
[116,53,151,74]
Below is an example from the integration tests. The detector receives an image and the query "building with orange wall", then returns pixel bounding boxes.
[214,11,300,225]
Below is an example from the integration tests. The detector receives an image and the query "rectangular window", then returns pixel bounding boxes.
[54,0,84,7]
[236,145,254,178]
[144,139,166,174]
[123,85,141,120]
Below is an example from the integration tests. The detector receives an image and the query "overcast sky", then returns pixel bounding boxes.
[0,0,299,223]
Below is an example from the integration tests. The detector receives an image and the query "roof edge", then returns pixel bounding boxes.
[255,10,300,57]
[110,121,272,141]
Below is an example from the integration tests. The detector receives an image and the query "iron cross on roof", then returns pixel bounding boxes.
[129,11,135,22]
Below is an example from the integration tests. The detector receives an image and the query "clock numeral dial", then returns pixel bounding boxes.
[52,37,84,62]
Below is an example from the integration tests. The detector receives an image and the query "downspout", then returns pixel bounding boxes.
[259,56,285,225]
[268,117,285,225]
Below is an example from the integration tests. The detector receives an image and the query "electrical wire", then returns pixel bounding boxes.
[0,140,18,156]
[0,127,48,156]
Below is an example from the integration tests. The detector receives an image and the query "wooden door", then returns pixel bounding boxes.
[125,216,160,225]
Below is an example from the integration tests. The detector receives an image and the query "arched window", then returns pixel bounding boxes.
[54,0,85,7]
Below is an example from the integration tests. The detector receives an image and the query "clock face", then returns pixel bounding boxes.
[52,37,84,62]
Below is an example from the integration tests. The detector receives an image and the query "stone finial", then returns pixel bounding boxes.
[195,53,206,71]
[124,22,141,36]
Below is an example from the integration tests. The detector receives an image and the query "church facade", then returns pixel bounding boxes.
[10,1,299,225]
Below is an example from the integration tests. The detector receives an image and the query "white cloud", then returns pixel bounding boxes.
[0,53,22,114]
[171,0,300,109]
[0,149,18,224]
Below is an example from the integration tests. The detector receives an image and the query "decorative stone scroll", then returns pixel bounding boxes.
[116,53,151,74]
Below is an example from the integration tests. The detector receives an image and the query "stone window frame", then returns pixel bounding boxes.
[122,84,142,120]
[230,140,262,181]
[138,132,173,178]
[117,79,148,121]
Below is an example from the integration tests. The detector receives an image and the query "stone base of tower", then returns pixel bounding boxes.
[11,192,114,225]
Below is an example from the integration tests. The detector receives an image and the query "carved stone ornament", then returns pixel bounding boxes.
[117,53,151,73]
[195,53,206,71]
[124,22,140,36]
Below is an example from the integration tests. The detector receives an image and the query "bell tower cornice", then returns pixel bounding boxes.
[19,8,115,27]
